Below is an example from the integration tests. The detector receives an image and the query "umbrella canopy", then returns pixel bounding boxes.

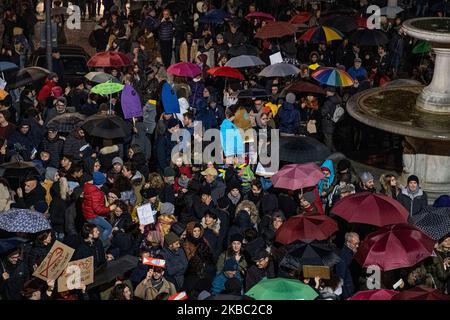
[289,12,312,24]
[320,15,358,33]
[167,62,202,78]
[237,88,270,99]
[258,63,300,77]
[392,285,450,300]
[275,215,338,245]
[207,66,245,80]
[199,9,230,24]
[355,224,435,271]
[0,208,51,233]
[0,157,41,190]
[47,112,86,133]
[280,240,341,271]
[87,51,131,68]
[356,16,368,29]
[91,81,124,96]
[228,44,258,57]
[225,55,266,68]
[88,255,139,289]
[279,135,331,164]
[0,61,18,72]
[379,6,404,17]
[5,67,51,89]
[412,41,432,54]
[255,21,297,39]
[85,72,120,83]
[245,278,319,300]
[82,114,129,139]
[409,206,450,241]
[271,163,324,190]
[350,29,389,46]
[312,67,354,87]
[245,12,275,22]
[331,192,409,227]
[348,289,398,300]
[0,237,28,255]
[282,81,325,95]
[299,26,344,43]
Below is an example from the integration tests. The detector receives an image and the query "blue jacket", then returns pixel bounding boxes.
[335,245,355,299]
[161,246,188,290]
[194,98,216,130]
[156,131,177,171]
[220,119,244,157]
[318,159,335,196]
[211,272,242,295]
[277,102,301,134]
[347,66,368,80]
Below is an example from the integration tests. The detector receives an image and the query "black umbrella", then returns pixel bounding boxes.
[47,112,86,133]
[228,44,259,57]
[237,88,270,99]
[88,255,139,289]
[0,157,41,190]
[279,136,331,164]
[349,29,389,46]
[409,206,450,241]
[5,67,50,90]
[82,114,129,139]
[320,15,358,33]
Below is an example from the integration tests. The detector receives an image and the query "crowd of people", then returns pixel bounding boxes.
[0,0,449,301]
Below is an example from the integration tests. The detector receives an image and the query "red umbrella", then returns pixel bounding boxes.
[255,21,297,39]
[87,51,131,68]
[331,192,409,227]
[245,12,275,22]
[284,81,325,95]
[392,286,450,300]
[271,163,324,191]
[289,12,312,24]
[167,62,201,78]
[356,16,368,29]
[348,289,398,300]
[275,215,338,245]
[207,66,245,80]
[355,224,435,271]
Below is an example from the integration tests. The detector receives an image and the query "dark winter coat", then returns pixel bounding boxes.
[320,94,342,134]
[397,187,428,217]
[72,239,107,270]
[49,183,67,233]
[161,246,188,290]
[63,129,87,161]
[245,259,276,291]
[156,132,176,171]
[0,259,30,300]
[39,136,64,168]
[277,102,301,134]
[335,245,355,299]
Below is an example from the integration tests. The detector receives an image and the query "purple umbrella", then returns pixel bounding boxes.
[167,62,202,78]
[271,163,325,190]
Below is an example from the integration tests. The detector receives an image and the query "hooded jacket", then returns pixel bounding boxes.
[134,277,177,300]
[39,135,64,168]
[63,128,87,161]
[277,101,301,134]
[320,94,342,134]
[81,183,110,220]
[37,79,57,104]
[397,186,428,216]
[318,159,335,196]
[161,245,189,290]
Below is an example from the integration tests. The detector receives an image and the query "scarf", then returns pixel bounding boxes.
[227,192,241,205]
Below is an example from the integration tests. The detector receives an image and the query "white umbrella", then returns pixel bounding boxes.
[225,55,266,68]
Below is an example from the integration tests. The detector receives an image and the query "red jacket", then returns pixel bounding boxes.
[82,183,110,220]
[37,79,56,104]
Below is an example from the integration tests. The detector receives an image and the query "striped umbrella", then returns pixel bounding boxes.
[299,26,344,43]
[312,67,354,87]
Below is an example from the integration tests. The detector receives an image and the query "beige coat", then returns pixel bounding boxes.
[179,41,199,63]
[134,277,177,300]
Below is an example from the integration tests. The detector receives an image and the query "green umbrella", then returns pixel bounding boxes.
[412,41,432,54]
[91,81,124,96]
[245,278,319,300]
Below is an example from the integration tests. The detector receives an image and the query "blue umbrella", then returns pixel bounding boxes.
[0,208,51,233]
[0,237,28,254]
[199,9,230,24]
[0,62,18,73]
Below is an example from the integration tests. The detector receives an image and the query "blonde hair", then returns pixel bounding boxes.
[148,173,164,190]
[59,177,69,201]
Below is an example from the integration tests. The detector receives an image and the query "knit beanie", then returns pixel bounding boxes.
[45,167,58,182]
[93,171,106,186]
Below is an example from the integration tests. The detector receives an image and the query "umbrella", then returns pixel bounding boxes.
[167,62,202,78]
[87,51,131,68]
[289,12,312,24]
[82,114,129,139]
[275,215,338,245]
[279,135,331,163]
[379,6,404,17]
[279,240,341,271]
[47,112,86,133]
[91,81,124,96]
[0,157,41,190]
[350,29,389,46]
[331,192,409,227]
[5,67,51,90]
[320,15,358,33]
[258,63,300,78]
[0,61,18,73]
[356,16,368,29]
[85,72,120,84]
[412,41,432,54]
[0,237,28,255]
[348,289,398,300]
[282,81,325,95]
[312,67,354,87]
[355,224,435,271]
[199,9,230,24]
[207,66,245,80]
[255,21,297,39]
[225,55,266,68]
[392,286,450,300]
[237,88,270,99]
[88,255,139,289]
[299,26,344,43]
[245,278,319,300]
[409,206,450,241]
[228,44,258,57]
[245,12,276,22]
[271,163,324,190]
[0,208,51,233]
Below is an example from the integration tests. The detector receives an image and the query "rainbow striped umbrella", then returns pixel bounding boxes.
[298,26,344,43]
[312,67,354,87]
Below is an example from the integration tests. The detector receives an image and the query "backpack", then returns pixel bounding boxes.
[331,103,345,123]
[88,30,97,48]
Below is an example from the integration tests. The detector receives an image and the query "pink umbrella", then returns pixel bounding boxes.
[271,163,324,190]
[348,289,398,300]
[167,62,201,78]
[245,12,276,22]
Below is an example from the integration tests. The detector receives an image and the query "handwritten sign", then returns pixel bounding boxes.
[302,265,331,280]
[57,256,94,292]
[33,240,75,281]
[137,203,155,225]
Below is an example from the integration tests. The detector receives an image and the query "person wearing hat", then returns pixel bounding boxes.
[0,247,30,300]
[318,159,336,204]
[161,232,188,291]
[356,171,376,193]
[7,119,37,162]
[156,118,180,172]
[41,167,60,205]
[245,249,276,291]
[320,86,342,152]
[216,233,247,275]
[37,73,59,106]
[397,174,428,217]
[211,258,243,295]
[157,202,177,238]
[134,262,177,300]
[278,92,301,135]
[12,175,46,210]
[39,126,64,168]
[201,166,226,204]
[111,157,124,174]
[347,57,368,81]
[158,167,176,205]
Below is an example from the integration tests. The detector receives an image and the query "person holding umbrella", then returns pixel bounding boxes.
[0,247,30,300]
[335,232,360,299]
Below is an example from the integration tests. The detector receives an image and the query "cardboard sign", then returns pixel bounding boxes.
[137,203,155,225]
[269,52,283,65]
[302,265,331,280]
[57,256,94,292]
[33,240,75,281]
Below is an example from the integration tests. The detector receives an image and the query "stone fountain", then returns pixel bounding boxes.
[347,17,450,202]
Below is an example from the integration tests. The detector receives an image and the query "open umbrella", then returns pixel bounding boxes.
[320,15,358,33]
[392,286,450,300]
[299,26,344,43]
[245,12,275,22]
[0,62,18,73]
[245,278,319,300]
[0,157,41,190]
[312,67,354,87]
[350,29,389,46]
[167,62,202,78]
[331,192,409,227]
[228,44,258,57]
[412,41,432,54]
[409,206,450,241]
[0,208,51,233]
[356,16,368,29]
[255,21,297,39]
[289,12,313,24]
[237,88,270,99]
[275,215,338,245]
[258,63,300,77]
[199,9,230,24]
[355,224,435,271]
[88,255,139,289]
[348,289,398,300]
[47,112,86,133]
[5,67,51,90]
[207,66,245,80]
[225,55,266,68]
[82,114,129,139]
[85,72,120,84]
[282,81,325,95]
[279,135,331,164]
[0,237,28,255]
[87,51,131,68]
[91,81,124,112]
[379,6,404,17]
[271,163,324,190]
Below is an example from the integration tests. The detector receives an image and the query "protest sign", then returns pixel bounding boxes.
[121,84,143,119]
[33,240,75,281]
[137,203,155,225]
[57,256,94,292]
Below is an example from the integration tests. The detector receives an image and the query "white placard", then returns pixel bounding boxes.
[269,52,283,65]
[137,203,155,225]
